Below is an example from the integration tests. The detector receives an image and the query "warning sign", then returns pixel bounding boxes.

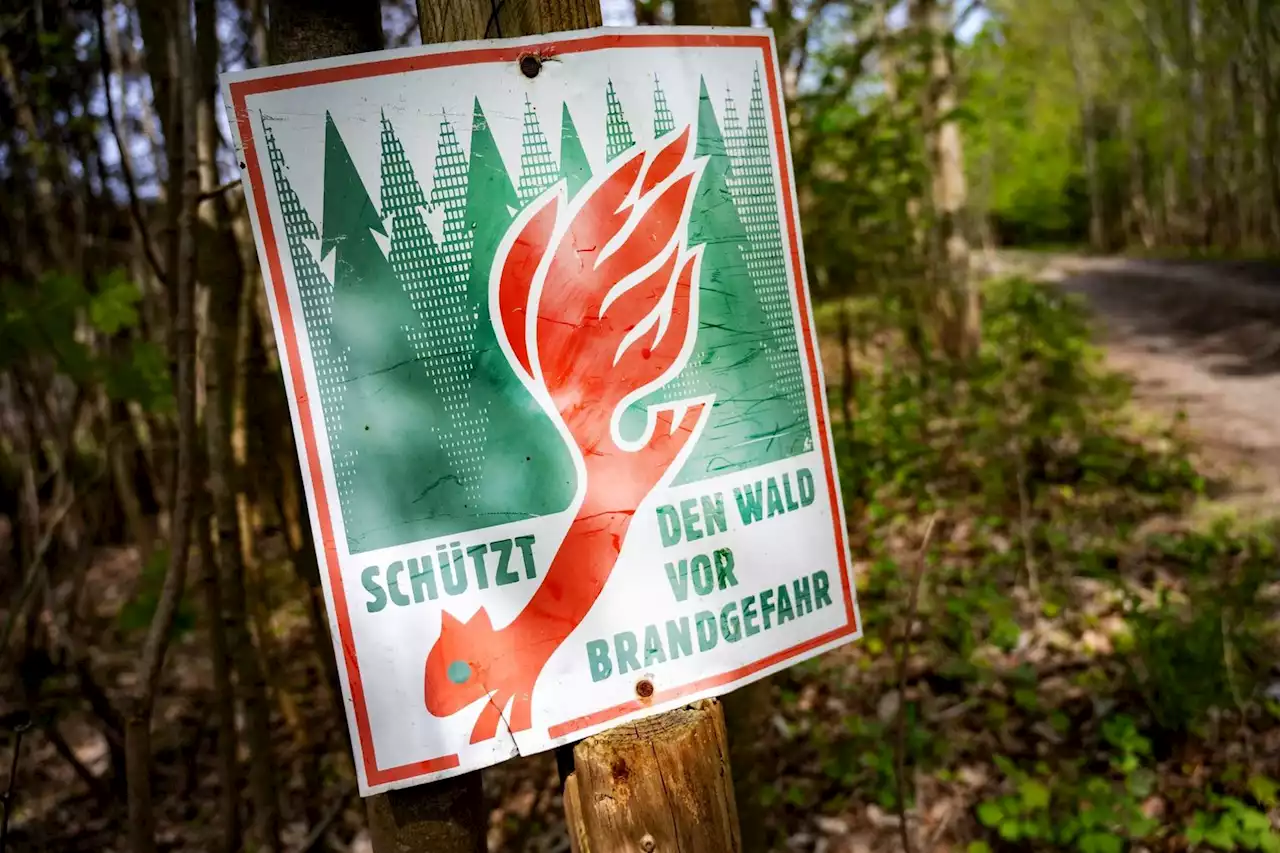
[225,27,858,795]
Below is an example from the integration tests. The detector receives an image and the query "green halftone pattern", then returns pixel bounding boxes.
[725,67,807,420]
[653,74,676,138]
[380,115,488,508]
[517,97,558,207]
[605,79,636,162]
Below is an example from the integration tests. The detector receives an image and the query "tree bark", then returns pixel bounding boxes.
[672,0,749,26]
[197,500,242,853]
[196,0,281,846]
[1067,23,1104,252]
[124,0,200,848]
[914,0,976,359]
[1252,0,1280,245]
[1187,0,1208,246]
[563,700,741,853]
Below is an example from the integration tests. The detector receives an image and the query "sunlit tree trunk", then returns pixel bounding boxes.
[914,0,976,360]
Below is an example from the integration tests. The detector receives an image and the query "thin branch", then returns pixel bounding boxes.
[94,0,168,288]
[893,512,939,853]
[292,783,355,853]
[198,178,242,203]
[954,0,985,33]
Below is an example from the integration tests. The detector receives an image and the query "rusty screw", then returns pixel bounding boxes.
[635,679,654,699]
[639,834,656,852]
[519,54,542,79]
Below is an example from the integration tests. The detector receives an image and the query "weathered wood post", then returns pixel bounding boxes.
[563,700,741,853]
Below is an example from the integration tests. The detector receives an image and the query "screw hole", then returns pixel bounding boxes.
[519,54,542,79]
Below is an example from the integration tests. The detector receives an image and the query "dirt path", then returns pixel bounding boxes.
[1001,253,1280,511]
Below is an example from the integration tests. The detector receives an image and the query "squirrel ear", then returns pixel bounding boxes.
[440,610,462,632]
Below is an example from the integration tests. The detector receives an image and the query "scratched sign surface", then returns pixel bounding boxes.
[224,27,858,794]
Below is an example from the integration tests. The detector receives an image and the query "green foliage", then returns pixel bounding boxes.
[1125,523,1276,734]
[1186,795,1280,852]
[820,276,1277,849]
[0,270,172,412]
[975,730,1159,850]
[840,278,1196,516]
[118,548,196,637]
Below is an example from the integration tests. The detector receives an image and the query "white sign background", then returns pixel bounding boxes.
[225,27,859,795]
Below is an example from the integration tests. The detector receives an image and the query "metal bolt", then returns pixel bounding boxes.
[635,678,654,699]
[519,54,542,79]
[639,833,656,852]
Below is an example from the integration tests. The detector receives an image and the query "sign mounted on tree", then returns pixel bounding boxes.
[224,27,858,795]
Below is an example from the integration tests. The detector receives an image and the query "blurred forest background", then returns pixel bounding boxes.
[3,0,1280,851]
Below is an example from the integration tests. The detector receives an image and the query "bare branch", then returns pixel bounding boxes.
[893,512,939,853]
[94,0,169,288]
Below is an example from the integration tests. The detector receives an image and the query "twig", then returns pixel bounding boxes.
[292,783,355,853]
[893,512,938,853]
[1014,447,1041,598]
[198,179,242,203]
[94,0,168,288]
[0,713,32,853]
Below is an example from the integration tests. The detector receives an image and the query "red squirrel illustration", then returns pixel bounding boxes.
[424,127,708,743]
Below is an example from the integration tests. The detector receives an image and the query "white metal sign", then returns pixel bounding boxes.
[225,26,858,795]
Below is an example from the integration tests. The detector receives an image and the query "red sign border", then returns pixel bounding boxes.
[230,30,855,789]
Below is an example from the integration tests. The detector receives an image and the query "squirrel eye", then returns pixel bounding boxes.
[447,660,472,685]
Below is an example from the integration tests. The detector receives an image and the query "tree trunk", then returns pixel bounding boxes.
[197,500,241,853]
[1187,0,1208,246]
[672,0,749,26]
[1253,0,1280,245]
[196,0,280,846]
[1067,25,1104,252]
[125,0,200,848]
[915,0,976,359]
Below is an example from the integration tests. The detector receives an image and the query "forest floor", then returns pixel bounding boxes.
[8,258,1280,852]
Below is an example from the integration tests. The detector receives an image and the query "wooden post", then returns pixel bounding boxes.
[562,700,742,853]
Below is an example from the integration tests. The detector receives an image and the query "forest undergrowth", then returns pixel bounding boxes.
[751,278,1280,852]
[7,278,1280,852]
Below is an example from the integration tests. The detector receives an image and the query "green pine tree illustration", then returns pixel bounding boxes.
[517,96,558,207]
[321,112,455,552]
[732,67,809,426]
[558,103,592,200]
[653,75,676,138]
[635,79,806,484]
[264,120,355,519]
[380,114,490,509]
[464,99,576,519]
[605,80,636,162]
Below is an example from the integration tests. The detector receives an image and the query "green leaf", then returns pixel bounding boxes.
[977,801,1003,828]
[1019,779,1051,811]
[89,270,141,334]
[1078,832,1123,853]
[967,843,992,853]
[1249,776,1279,809]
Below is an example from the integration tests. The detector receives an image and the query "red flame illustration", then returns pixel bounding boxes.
[424,127,707,743]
